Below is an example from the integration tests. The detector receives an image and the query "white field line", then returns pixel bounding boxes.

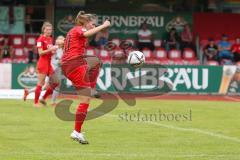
[146,121,240,143]
[96,112,240,144]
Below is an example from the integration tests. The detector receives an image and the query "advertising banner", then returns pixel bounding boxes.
[11,64,38,89]
[220,65,240,95]
[55,9,192,39]
[60,64,230,94]
[10,64,240,95]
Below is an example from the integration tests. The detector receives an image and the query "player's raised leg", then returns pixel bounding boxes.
[23,77,49,101]
[40,73,59,106]
[23,88,31,101]
[85,56,102,98]
[51,88,59,106]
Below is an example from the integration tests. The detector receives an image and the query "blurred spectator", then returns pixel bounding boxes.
[180,24,194,51]
[0,37,4,45]
[95,28,109,48]
[137,22,154,51]
[166,27,180,51]
[166,16,187,33]
[63,15,75,25]
[28,46,38,63]
[218,34,233,64]
[231,37,240,62]
[204,38,218,61]
[89,35,98,47]
[25,14,33,33]
[0,36,13,60]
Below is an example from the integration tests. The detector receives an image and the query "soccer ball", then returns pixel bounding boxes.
[127,50,145,67]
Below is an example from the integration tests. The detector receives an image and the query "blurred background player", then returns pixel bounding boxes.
[50,35,65,106]
[23,35,65,106]
[34,22,59,107]
[61,11,111,144]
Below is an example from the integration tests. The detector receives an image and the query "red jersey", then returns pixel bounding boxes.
[232,44,240,54]
[62,26,87,64]
[36,35,54,75]
[36,35,53,64]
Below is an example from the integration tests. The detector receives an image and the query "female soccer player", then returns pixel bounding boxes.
[34,22,59,107]
[23,35,65,105]
[61,11,111,144]
[50,35,65,105]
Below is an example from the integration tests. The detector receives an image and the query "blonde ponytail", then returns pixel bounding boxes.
[75,11,96,26]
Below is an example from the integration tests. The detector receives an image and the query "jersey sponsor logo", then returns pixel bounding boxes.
[47,44,53,49]
[37,42,42,47]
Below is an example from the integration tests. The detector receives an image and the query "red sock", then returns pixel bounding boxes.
[89,64,100,88]
[75,103,89,132]
[42,83,58,100]
[34,85,42,104]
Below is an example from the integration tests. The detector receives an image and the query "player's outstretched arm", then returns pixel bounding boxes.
[83,20,110,37]
[38,46,58,56]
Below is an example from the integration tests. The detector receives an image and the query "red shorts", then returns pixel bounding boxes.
[37,61,54,76]
[61,56,90,89]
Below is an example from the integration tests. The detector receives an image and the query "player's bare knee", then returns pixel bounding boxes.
[94,57,102,68]
[98,58,102,67]
[53,78,60,85]
[92,56,100,64]
[77,87,91,97]
[38,79,45,86]
[79,96,90,104]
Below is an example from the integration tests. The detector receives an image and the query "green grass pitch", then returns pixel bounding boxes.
[0,98,240,160]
